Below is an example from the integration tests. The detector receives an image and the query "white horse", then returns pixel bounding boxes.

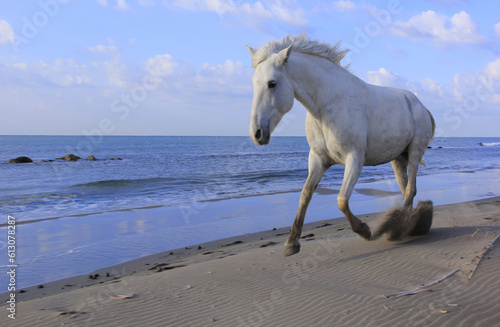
[246,35,435,256]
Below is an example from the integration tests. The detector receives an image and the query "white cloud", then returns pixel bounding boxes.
[364,62,500,136]
[265,0,308,27]
[365,67,412,89]
[145,54,190,77]
[420,78,446,98]
[37,59,91,87]
[143,53,251,97]
[115,0,128,11]
[88,44,121,57]
[91,60,128,88]
[165,0,308,29]
[386,44,407,58]
[0,59,93,90]
[0,51,254,136]
[367,62,500,108]
[196,60,253,95]
[452,58,500,104]
[137,0,155,6]
[86,43,127,88]
[495,22,500,39]
[95,0,129,10]
[332,0,357,12]
[483,59,500,82]
[13,63,28,71]
[2,49,250,97]
[168,0,231,12]
[0,19,15,44]
[366,64,500,136]
[391,10,485,46]
[233,2,273,25]
[0,62,43,88]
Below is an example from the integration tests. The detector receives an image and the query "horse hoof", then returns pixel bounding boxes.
[357,222,372,240]
[283,241,301,256]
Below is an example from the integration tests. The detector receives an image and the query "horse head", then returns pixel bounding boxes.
[246,45,295,145]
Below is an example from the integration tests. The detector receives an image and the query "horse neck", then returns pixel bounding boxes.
[287,52,360,118]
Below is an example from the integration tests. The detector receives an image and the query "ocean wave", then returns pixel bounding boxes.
[71,177,204,189]
[479,142,500,147]
[72,178,159,188]
[190,150,309,162]
[0,192,77,212]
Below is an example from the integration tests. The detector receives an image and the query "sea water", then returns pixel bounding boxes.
[1,136,499,223]
[0,136,500,289]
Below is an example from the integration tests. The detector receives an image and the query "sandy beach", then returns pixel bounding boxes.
[2,0,500,325]
[2,196,499,326]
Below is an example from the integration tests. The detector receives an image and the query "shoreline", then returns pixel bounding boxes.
[3,195,500,301]
[1,195,500,326]
[6,166,500,227]
[1,168,500,291]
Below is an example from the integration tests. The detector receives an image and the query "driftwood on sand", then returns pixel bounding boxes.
[384,268,460,298]
[468,233,500,279]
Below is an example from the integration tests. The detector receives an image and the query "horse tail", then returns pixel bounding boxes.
[427,109,436,138]
[420,109,435,168]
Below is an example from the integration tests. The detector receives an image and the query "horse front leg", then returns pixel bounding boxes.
[284,152,329,256]
[338,154,371,240]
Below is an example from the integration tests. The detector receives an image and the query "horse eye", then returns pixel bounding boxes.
[268,80,277,89]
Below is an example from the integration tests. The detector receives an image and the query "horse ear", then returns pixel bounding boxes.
[275,45,292,67]
[246,45,258,57]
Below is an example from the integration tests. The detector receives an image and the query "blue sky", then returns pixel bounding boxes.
[0,0,499,137]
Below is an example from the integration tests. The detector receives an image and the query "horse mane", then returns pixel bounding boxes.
[251,34,350,69]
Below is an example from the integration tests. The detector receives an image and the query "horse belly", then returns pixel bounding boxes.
[363,88,416,166]
[364,143,407,166]
[365,117,413,165]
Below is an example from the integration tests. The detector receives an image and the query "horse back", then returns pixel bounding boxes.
[364,85,433,165]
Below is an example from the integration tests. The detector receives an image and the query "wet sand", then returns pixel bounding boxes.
[4,169,499,290]
[2,196,500,326]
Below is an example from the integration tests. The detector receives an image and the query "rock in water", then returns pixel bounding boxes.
[86,155,97,161]
[62,154,81,161]
[7,156,33,163]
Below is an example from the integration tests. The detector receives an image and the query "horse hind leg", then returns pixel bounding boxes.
[390,153,408,197]
[373,148,433,240]
[372,125,433,241]
[401,145,426,211]
[402,116,434,234]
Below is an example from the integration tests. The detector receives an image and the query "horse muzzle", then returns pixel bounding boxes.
[250,127,270,145]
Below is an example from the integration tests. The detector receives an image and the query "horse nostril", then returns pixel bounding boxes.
[255,129,262,141]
